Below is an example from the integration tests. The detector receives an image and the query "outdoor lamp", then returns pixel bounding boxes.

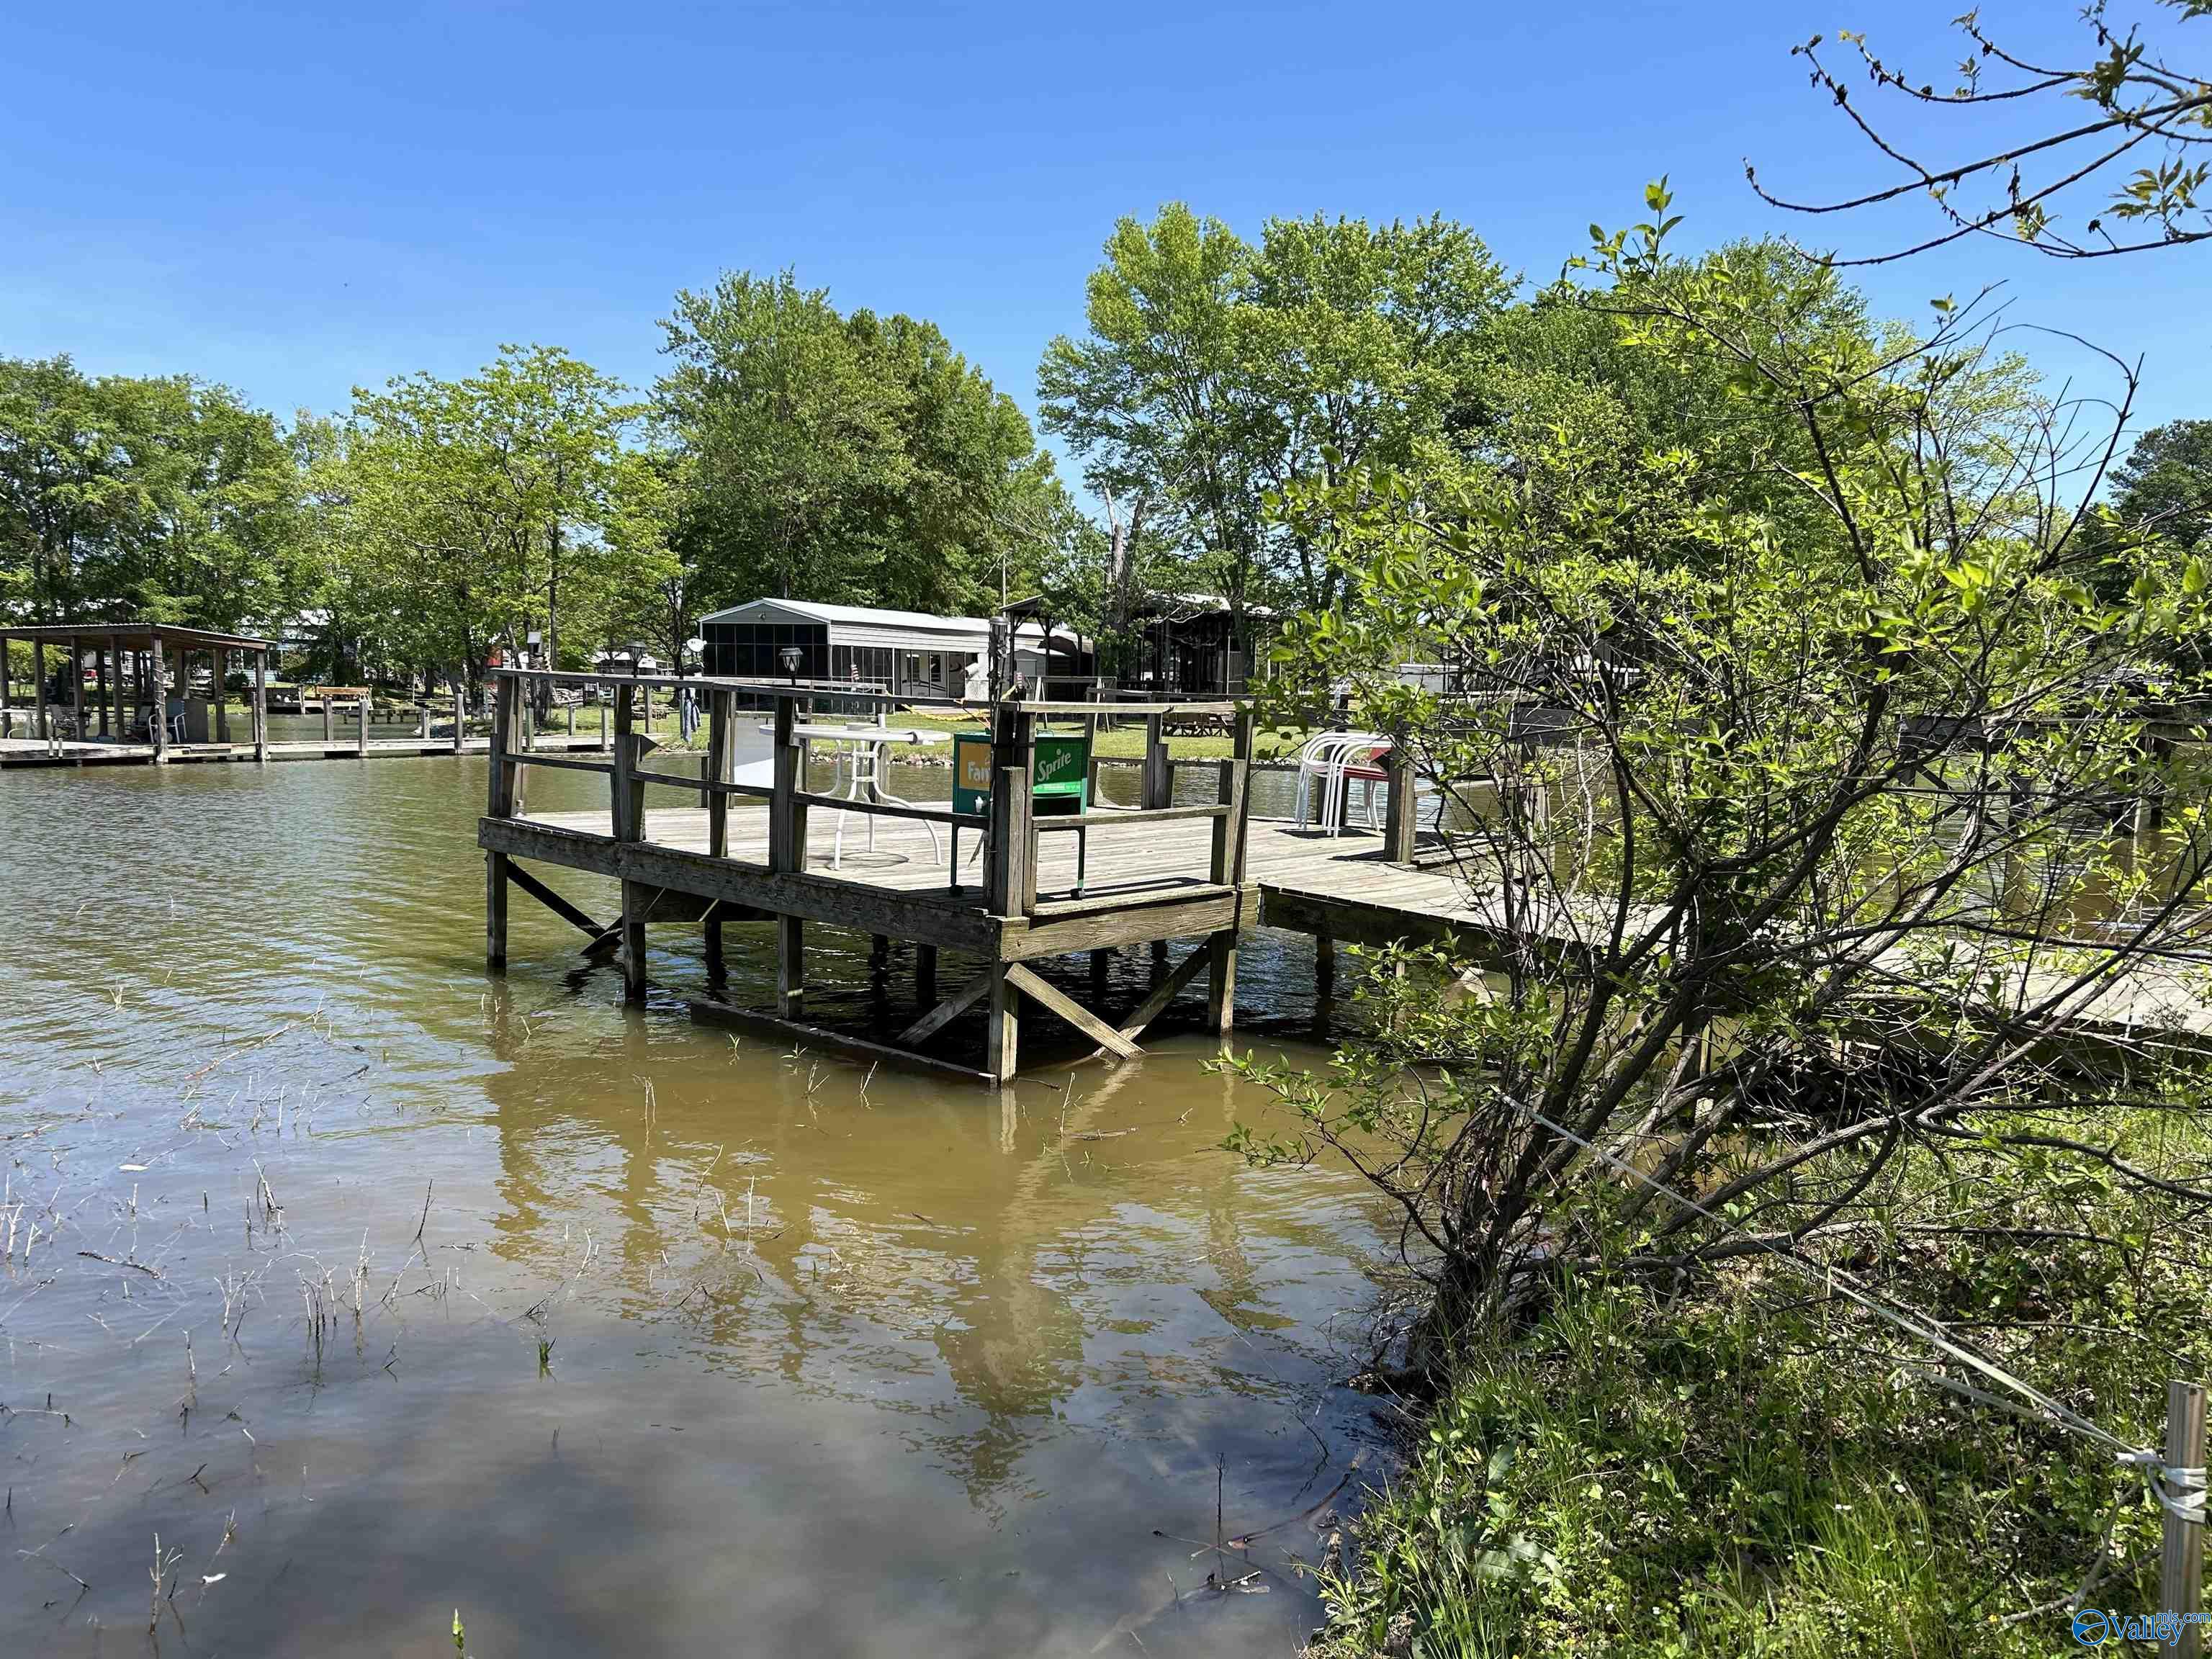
[780,646,802,681]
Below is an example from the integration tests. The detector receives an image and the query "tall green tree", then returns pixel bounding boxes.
[2110,418,2212,551]
[0,356,133,622]
[0,357,311,631]
[657,271,1056,616]
[310,345,637,692]
[1039,206,1512,646]
[1038,205,1262,633]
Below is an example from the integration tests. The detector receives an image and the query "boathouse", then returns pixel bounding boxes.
[698,598,1088,699]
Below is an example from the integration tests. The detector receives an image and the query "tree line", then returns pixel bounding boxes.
[4,210,2208,700]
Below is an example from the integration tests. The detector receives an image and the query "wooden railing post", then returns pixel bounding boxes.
[702,686,734,980]
[148,637,168,763]
[986,703,1033,918]
[706,686,734,857]
[610,680,650,1004]
[609,679,637,839]
[772,694,807,1017]
[1142,711,1169,810]
[1207,706,1254,1037]
[1384,742,1419,863]
[485,672,517,969]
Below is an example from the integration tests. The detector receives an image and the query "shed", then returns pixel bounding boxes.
[699,599,1079,698]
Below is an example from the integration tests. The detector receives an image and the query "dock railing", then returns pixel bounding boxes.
[484,667,1257,926]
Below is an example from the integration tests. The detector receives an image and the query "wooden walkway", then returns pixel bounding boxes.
[515,802,2208,1041]
[518,801,1457,933]
[0,734,607,768]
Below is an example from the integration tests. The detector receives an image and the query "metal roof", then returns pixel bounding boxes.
[698,598,993,636]
[0,621,274,651]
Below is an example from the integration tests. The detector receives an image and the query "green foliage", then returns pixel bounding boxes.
[2110,418,2212,555]
[0,354,310,629]
[308,344,639,681]
[1039,204,1511,659]
[1240,193,2211,1397]
[656,269,1062,617]
[1310,1222,2208,1657]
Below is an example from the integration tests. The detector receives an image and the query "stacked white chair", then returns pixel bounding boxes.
[1293,731,1395,835]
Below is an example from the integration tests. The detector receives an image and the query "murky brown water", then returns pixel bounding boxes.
[0,753,1394,1657]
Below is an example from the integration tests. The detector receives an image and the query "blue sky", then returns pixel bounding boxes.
[4,1,2206,473]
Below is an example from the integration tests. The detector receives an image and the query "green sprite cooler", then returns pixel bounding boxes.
[949,728,1092,896]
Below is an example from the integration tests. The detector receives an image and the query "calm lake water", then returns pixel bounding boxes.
[0,751,1396,1656]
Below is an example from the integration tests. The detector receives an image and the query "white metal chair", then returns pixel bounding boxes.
[1294,732,1394,835]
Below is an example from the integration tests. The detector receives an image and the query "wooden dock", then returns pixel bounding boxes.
[477,668,1429,1086]
[0,732,607,768]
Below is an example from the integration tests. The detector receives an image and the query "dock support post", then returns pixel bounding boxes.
[149,636,168,763]
[451,672,466,753]
[775,917,804,1018]
[768,693,807,1016]
[253,649,269,761]
[70,635,86,747]
[984,963,1019,1084]
[1204,708,1254,1038]
[620,882,651,1005]
[1144,711,1172,974]
[94,644,109,737]
[608,683,649,1004]
[356,696,369,757]
[214,647,230,744]
[485,673,518,969]
[917,943,938,1007]
[703,685,733,974]
[986,704,1034,920]
[322,696,333,745]
[33,637,48,743]
[1141,711,1169,811]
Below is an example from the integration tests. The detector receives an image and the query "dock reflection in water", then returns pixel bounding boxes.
[0,756,1392,1658]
